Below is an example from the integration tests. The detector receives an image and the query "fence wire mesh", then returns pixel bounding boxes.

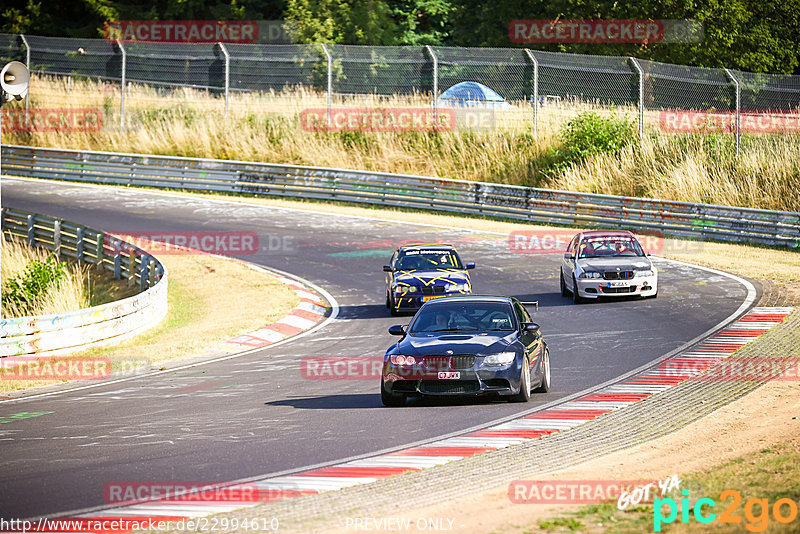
[3,32,800,150]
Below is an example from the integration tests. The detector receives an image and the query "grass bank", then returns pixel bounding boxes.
[0,251,301,394]
[4,76,799,211]
[1,236,136,318]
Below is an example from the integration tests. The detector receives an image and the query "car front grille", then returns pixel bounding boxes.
[603,271,634,280]
[422,355,476,370]
[602,286,636,294]
[419,380,480,394]
[420,285,446,295]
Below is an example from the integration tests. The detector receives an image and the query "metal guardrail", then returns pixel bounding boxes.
[2,144,799,248]
[0,207,168,357]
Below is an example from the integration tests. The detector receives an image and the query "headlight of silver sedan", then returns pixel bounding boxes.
[579,271,603,279]
[634,269,654,278]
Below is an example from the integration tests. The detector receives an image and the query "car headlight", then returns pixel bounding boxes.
[395,285,418,294]
[579,271,603,279]
[482,352,516,366]
[445,283,470,292]
[634,269,654,278]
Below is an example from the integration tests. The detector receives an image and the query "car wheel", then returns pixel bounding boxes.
[560,270,569,297]
[510,357,531,403]
[381,381,406,407]
[533,348,550,393]
[387,293,400,316]
[572,275,584,304]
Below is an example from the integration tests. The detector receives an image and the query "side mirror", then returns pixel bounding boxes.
[388,325,406,336]
[522,322,540,332]
[465,262,476,269]
[383,265,393,272]
[563,252,573,260]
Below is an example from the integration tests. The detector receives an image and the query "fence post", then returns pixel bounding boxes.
[425,45,438,128]
[724,68,741,156]
[139,254,149,290]
[628,57,644,137]
[320,44,332,126]
[20,34,30,113]
[219,42,230,116]
[117,40,126,130]
[524,49,539,137]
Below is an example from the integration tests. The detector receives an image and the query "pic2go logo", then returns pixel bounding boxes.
[654,490,800,532]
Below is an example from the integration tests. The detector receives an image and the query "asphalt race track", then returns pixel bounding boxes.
[0,178,754,520]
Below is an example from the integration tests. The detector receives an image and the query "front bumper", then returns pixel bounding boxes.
[382,360,524,397]
[575,275,658,299]
[393,290,470,311]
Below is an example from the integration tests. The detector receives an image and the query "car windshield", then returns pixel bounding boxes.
[396,249,463,270]
[577,236,645,258]
[409,301,515,334]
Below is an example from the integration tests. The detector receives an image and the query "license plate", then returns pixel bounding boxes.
[438,371,460,380]
[608,281,627,287]
[423,295,448,302]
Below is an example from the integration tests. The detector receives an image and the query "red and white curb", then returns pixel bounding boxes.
[44,307,791,531]
[221,271,329,351]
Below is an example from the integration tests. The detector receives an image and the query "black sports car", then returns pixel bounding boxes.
[381,295,550,406]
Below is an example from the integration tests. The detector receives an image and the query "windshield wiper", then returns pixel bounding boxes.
[428,327,478,332]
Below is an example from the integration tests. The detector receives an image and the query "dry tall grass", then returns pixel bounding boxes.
[3,75,799,211]
[1,237,90,318]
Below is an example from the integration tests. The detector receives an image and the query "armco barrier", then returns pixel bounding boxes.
[2,144,799,248]
[0,208,168,357]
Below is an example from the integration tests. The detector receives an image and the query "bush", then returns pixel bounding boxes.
[2,255,68,313]
[559,111,637,161]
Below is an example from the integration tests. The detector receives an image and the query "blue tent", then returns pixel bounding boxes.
[437,81,512,109]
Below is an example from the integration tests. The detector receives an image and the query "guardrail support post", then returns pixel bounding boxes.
[53,219,61,257]
[76,227,84,260]
[96,233,104,267]
[724,68,741,156]
[128,249,137,286]
[114,252,122,279]
[320,44,332,126]
[26,214,35,246]
[117,40,126,131]
[524,49,539,137]
[219,42,230,116]
[140,254,149,290]
[425,45,438,129]
[628,57,644,138]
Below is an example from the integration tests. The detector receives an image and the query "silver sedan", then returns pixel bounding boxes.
[560,230,658,303]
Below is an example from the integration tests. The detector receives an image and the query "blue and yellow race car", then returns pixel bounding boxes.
[383,244,475,315]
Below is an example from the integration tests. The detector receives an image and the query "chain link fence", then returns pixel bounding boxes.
[2,33,799,152]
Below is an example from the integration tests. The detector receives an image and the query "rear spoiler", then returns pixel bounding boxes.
[520,301,539,312]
